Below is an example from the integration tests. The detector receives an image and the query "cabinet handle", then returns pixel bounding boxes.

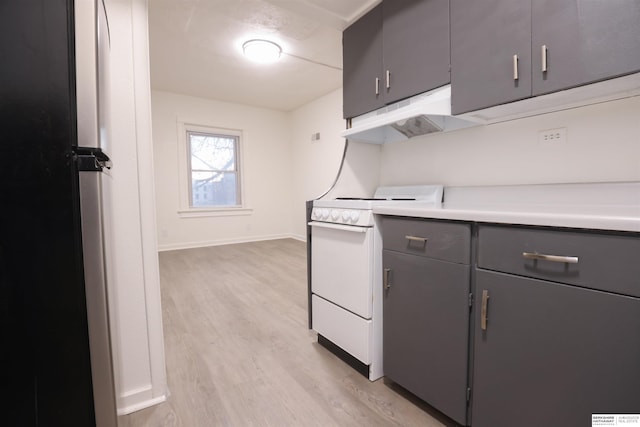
[522,252,578,264]
[383,268,392,290]
[375,77,380,95]
[513,54,519,80]
[481,290,489,331]
[405,235,428,243]
[541,45,548,72]
[386,70,391,89]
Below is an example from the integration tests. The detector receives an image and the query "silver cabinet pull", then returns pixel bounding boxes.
[481,290,489,331]
[405,235,428,243]
[375,77,380,95]
[386,70,391,89]
[513,54,519,80]
[383,268,392,290]
[541,44,548,72]
[522,252,579,264]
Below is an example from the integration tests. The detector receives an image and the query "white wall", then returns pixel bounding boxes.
[104,0,167,414]
[152,91,293,250]
[152,87,383,244]
[289,89,345,239]
[289,88,382,239]
[152,88,640,247]
[380,96,640,186]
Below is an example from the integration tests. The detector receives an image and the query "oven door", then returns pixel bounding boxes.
[310,221,373,319]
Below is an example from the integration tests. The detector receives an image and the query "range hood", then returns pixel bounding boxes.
[342,72,640,145]
[341,85,480,144]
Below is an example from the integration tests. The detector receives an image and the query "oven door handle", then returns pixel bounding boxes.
[308,221,370,233]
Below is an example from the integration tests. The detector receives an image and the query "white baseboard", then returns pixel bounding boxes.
[290,233,306,242]
[117,394,168,416]
[157,233,305,252]
[117,389,168,416]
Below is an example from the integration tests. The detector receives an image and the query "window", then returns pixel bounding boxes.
[187,130,241,208]
[177,122,250,217]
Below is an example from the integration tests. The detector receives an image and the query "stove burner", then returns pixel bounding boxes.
[335,197,386,201]
[335,197,417,201]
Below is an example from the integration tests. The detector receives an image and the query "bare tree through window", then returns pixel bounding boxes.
[187,131,241,207]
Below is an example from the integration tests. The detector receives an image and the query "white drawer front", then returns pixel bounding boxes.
[312,295,372,364]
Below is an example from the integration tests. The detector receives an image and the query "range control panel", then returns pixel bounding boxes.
[311,208,374,227]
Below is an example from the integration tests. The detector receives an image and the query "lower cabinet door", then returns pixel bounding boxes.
[472,269,640,427]
[383,250,470,425]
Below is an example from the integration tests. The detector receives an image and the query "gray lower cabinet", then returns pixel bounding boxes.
[451,0,640,114]
[472,270,640,427]
[382,218,471,425]
[472,225,640,427]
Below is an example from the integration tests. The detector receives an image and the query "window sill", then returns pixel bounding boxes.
[177,207,254,218]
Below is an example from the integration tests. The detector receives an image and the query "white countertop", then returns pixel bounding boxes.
[372,182,640,232]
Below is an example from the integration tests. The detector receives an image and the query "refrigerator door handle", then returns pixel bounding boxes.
[75,146,112,171]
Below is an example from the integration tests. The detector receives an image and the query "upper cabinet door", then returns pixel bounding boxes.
[382,0,450,105]
[343,4,384,119]
[532,0,640,96]
[450,0,532,115]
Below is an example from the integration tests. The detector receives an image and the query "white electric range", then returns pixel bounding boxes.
[308,185,443,380]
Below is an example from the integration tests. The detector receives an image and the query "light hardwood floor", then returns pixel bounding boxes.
[118,239,457,427]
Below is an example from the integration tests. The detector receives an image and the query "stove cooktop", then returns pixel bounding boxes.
[314,185,444,210]
[335,197,417,201]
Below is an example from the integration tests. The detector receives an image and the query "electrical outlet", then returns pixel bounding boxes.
[538,127,567,144]
[311,132,321,142]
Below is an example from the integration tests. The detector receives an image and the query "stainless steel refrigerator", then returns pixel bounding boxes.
[0,0,118,425]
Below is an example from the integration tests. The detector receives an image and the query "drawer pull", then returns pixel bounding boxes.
[522,252,578,264]
[383,268,392,290]
[481,290,489,331]
[513,54,519,80]
[405,235,428,243]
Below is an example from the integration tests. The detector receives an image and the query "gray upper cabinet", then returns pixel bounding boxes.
[343,0,450,119]
[531,0,640,96]
[451,0,640,115]
[450,0,532,115]
[382,0,450,105]
[342,4,383,119]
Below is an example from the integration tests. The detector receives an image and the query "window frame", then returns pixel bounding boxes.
[176,121,251,218]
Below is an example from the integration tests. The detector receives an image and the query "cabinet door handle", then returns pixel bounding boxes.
[375,77,380,95]
[481,289,490,331]
[522,252,578,264]
[513,54,519,80]
[405,235,428,243]
[386,70,391,89]
[541,44,548,72]
[383,268,392,290]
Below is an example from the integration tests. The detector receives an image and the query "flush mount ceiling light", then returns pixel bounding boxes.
[242,39,282,63]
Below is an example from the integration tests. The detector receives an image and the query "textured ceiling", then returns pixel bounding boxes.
[148,0,379,111]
